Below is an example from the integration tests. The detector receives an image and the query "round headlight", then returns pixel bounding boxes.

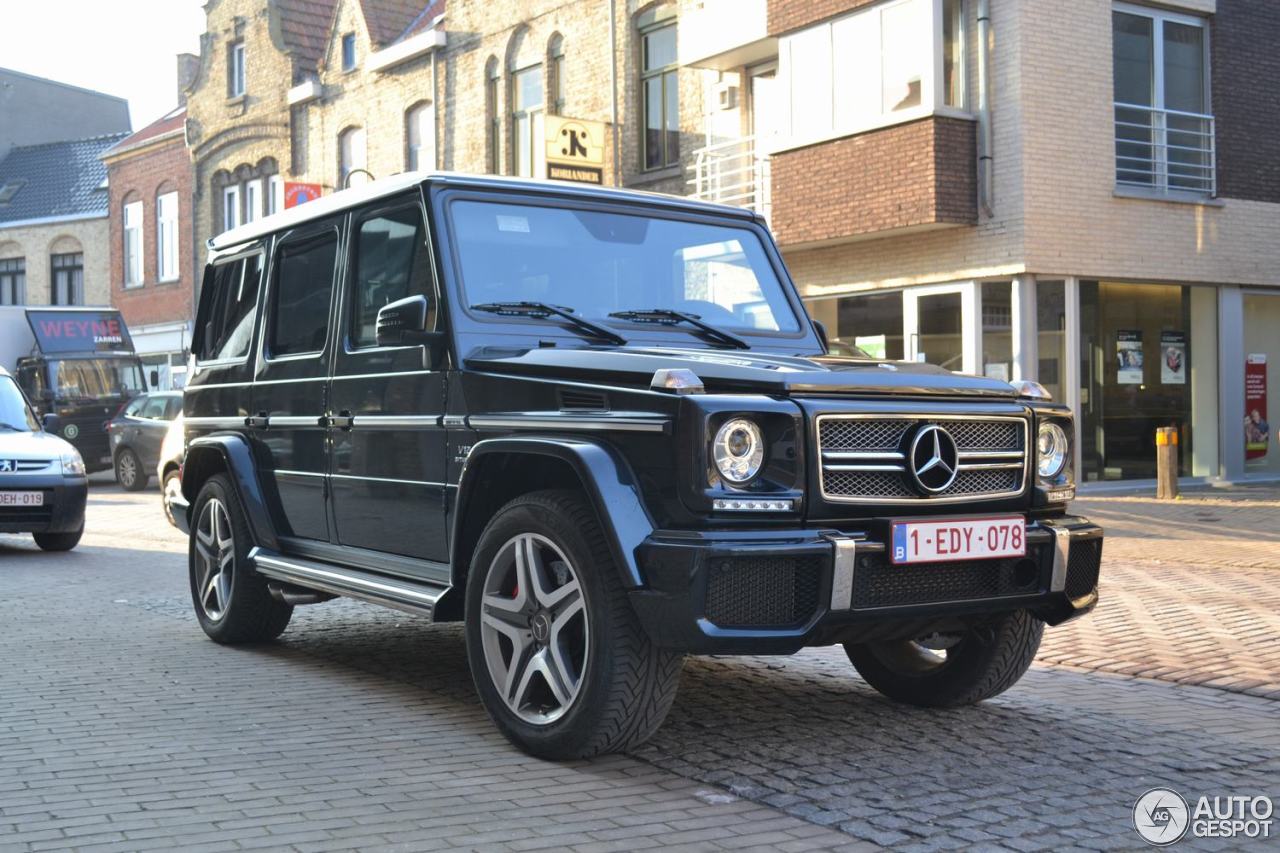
[1037,422,1069,479]
[713,418,765,485]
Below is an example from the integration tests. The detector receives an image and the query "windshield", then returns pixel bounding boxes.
[450,200,802,336]
[0,377,40,431]
[51,358,146,402]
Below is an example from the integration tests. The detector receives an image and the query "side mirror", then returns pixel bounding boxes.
[812,319,830,353]
[149,369,160,388]
[41,413,61,433]
[376,294,436,347]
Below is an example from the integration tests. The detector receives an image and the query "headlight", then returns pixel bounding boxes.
[1037,422,1069,479]
[713,418,765,485]
[61,450,86,476]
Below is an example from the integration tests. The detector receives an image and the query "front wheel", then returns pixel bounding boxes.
[844,609,1043,707]
[464,490,683,760]
[34,528,83,551]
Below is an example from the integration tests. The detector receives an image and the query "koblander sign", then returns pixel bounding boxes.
[26,311,134,354]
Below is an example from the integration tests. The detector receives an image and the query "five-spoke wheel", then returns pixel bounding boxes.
[194,497,235,622]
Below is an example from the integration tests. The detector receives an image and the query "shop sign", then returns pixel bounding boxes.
[26,310,133,354]
[1161,331,1186,385]
[545,115,606,185]
[1246,354,1269,460]
[285,182,323,209]
[1116,330,1144,385]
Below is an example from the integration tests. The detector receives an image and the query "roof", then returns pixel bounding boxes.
[361,0,439,47]
[276,0,341,68]
[397,0,443,40]
[101,107,187,160]
[0,133,128,226]
[0,67,129,108]
[210,171,757,252]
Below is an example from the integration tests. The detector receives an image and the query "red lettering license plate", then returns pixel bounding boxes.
[891,516,1025,564]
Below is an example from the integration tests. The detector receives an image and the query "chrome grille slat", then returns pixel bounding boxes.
[817,415,1027,504]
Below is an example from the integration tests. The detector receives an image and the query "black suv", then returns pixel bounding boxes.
[180,173,1102,760]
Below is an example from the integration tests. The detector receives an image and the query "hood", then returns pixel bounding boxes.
[464,346,1017,398]
[0,428,72,460]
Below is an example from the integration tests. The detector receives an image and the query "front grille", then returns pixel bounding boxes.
[852,545,1048,609]
[705,555,822,628]
[1065,539,1103,599]
[818,415,1028,503]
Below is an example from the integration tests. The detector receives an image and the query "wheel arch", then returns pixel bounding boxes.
[181,434,280,551]
[450,436,654,593]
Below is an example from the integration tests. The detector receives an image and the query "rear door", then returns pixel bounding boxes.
[130,394,174,468]
[328,191,449,568]
[252,218,343,542]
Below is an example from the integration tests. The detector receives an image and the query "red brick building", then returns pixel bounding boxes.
[101,107,195,390]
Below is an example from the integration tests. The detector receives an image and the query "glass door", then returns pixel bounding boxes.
[904,283,976,374]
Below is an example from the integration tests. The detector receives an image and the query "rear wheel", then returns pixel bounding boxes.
[115,448,147,491]
[844,609,1043,707]
[34,528,83,551]
[189,474,292,644]
[465,490,683,760]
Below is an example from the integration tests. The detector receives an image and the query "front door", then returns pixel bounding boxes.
[252,218,343,542]
[904,284,977,374]
[328,193,449,569]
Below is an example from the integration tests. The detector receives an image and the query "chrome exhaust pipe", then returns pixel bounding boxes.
[268,582,335,606]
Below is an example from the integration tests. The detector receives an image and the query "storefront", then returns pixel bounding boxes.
[807,278,1274,485]
[129,320,191,391]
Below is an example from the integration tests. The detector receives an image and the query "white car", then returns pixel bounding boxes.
[157,413,186,528]
[0,366,87,551]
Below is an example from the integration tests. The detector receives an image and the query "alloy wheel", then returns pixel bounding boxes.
[117,452,136,488]
[478,533,588,725]
[194,498,235,621]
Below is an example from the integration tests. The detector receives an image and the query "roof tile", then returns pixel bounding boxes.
[0,134,128,225]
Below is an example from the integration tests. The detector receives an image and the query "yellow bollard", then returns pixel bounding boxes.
[1156,427,1179,500]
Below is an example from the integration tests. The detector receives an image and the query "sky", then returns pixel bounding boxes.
[4,0,208,130]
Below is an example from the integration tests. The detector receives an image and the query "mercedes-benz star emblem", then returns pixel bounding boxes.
[909,424,960,494]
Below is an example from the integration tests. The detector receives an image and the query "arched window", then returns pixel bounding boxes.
[485,56,501,174]
[155,183,179,283]
[50,235,85,305]
[122,193,144,288]
[406,101,435,171]
[548,34,565,116]
[339,126,368,188]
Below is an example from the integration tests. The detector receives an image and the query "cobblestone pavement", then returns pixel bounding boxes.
[0,482,1277,851]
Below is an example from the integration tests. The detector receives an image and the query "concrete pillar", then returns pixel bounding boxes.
[1218,285,1246,481]
[1189,286,1219,479]
[1011,275,1038,383]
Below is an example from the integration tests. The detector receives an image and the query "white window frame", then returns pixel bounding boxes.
[406,102,436,171]
[229,41,246,98]
[268,175,284,215]
[156,191,179,283]
[123,200,144,288]
[339,127,368,188]
[222,185,241,233]
[244,178,263,224]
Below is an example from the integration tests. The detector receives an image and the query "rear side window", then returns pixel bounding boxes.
[139,396,168,419]
[196,253,263,362]
[123,397,147,416]
[351,205,434,348]
[270,233,338,357]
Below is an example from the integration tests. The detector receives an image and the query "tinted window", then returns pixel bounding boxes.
[351,206,433,348]
[139,396,168,419]
[271,233,337,357]
[197,254,262,362]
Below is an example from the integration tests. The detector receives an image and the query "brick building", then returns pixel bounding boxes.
[101,107,196,390]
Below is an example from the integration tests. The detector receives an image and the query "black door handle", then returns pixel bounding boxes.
[245,412,269,428]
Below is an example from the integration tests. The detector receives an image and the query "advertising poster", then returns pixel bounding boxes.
[1246,354,1269,461]
[1160,331,1187,385]
[1116,330,1144,385]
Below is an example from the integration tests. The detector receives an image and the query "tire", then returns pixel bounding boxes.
[161,469,182,528]
[464,490,683,760]
[33,527,83,551]
[844,609,1043,707]
[115,448,147,491]
[189,474,292,644]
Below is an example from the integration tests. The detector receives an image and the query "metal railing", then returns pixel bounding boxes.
[688,136,771,220]
[1114,102,1216,196]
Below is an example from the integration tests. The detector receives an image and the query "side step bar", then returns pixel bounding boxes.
[250,547,449,619]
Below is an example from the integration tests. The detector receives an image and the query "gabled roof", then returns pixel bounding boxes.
[361,0,437,47]
[277,0,341,68]
[396,0,444,41]
[101,107,187,161]
[0,133,128,226]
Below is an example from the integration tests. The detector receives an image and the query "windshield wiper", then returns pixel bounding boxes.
[471,302,627,346]
[608,309,749,350]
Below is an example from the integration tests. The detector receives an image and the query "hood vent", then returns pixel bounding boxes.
[559,389,609,412]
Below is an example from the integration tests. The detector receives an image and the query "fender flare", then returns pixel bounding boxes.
[451,436,655,589]
[181,434,280,551]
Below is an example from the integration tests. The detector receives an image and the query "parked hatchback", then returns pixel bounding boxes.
[106,391,182,491]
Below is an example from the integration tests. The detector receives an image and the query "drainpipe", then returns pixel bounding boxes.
[431,47,438,170]
[976,0,994,218]
[609,0,620,186]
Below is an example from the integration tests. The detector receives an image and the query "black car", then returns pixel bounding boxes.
[179,173,1102,760]
[106,392,182,491]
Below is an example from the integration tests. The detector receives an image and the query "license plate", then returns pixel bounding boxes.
[0,491,44,507]
[891,515,1025,564]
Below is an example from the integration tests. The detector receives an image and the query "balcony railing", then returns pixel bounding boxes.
[1114,102,1216,196]
[688,137,771,221]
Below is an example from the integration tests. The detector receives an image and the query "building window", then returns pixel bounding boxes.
[641,22,679,170]
[339,126,368,188]
[51,253,84,305]
[123,200,143,288]
[511,65,544,178]
[268,175,284,215]
[486,61,501,173]
[0,258,24,304]
[244,178,263,223]
[228,40,246,98]
[942,0,965,109]
[156,191,179,282]
[342,33,357,71]
[222,184,241,233]
[549,36,565,115]
[406,101,435,171]
[1113,3,1212,195]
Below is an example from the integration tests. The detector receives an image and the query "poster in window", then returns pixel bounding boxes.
[1160,331,1186,385]
[1116,330,1144,385]
[1246,354,1269,461]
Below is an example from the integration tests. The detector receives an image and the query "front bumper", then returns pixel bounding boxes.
[0,474,88,534]
[629,516,1102,654]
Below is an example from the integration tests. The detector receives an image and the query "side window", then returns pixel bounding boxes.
[270,232,338,357]
[196,253,263,362]
[140,396,168,419]
[123,397,147,417]
[350,206,434,348]
[165,397,183,419]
